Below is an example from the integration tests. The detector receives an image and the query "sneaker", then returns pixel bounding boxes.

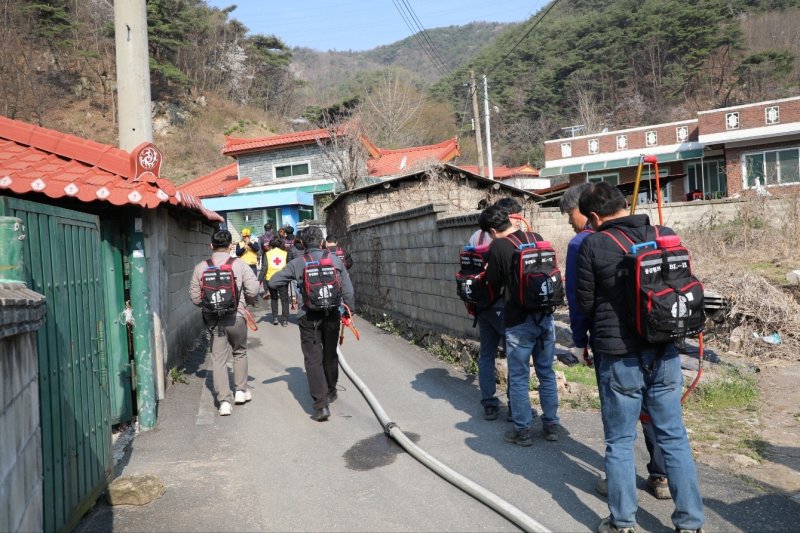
[543,422,560,442]
[503,427,532,447]
[281,321,288,327]
[234,390,251,404]
[596,476,608,496]
[328,390,338,404]
[273,319,279,325]
[484,406,500,421]
[647,476,671,500]
[218,401,232,416]
[312,406,330,422]
[597,516,635,533]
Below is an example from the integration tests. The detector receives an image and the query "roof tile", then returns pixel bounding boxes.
[367,138,460,177]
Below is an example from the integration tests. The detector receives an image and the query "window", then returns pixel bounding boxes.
[744,147,800,188]
[299,207,314,222]
[274,162,310,179]
[639,167,670,204]
[587,173,619,185]
[686,160,726,199]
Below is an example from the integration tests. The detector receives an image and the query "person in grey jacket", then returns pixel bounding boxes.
[189,230,260,416]
[268,226,355,422]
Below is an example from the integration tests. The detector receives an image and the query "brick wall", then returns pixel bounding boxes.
[698,97,800,135]
[0,283,45,533]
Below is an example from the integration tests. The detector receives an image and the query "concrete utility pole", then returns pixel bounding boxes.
[483,75,494,180]
[114,0,157,431]
[469,70,485,176]
[114,0,153,150]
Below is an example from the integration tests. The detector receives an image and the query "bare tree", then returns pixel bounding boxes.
[361,70,423,148]
[315,118,369,192]
[570,73,606,134]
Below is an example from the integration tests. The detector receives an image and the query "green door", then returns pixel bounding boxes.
[0,196,113,532]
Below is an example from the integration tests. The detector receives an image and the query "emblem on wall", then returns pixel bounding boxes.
[130,142,163,183]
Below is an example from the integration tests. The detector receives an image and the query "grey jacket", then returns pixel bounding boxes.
[189,251,260,317]
[268,247,355,319]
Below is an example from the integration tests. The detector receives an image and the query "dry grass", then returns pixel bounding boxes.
[683,193,800,361]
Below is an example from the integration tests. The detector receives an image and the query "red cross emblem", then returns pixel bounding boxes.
[272,256,283,266]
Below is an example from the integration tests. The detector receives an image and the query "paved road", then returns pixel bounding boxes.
[77,308,800,532]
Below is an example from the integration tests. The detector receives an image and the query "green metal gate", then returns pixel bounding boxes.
[0,197,114,532]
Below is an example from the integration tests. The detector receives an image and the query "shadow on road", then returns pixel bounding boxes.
[263,366,315,415]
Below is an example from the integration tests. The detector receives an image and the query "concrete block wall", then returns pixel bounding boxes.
[237,144,338,187]
[0,283,45,533]
[163,213,215,374]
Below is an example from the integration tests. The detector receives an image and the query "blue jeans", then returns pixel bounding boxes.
[505,312,558,431]
[598,346,704,530]
[477,305,505,408]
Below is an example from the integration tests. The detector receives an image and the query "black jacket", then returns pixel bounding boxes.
[575,214,675,357]
[485,229,545,328]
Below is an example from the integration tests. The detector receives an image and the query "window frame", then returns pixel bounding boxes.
[586,172,620,185]
[685,159,727,199]
[273,160,311,180]
[742,146,800,189]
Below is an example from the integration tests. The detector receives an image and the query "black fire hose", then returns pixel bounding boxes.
[337,347,551,533]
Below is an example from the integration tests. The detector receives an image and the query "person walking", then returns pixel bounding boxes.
[236,228,260,276]
[265,237,290,326]
[560,183,671,500]
[325,234,353,270]
[258,223,275,298]
[268,226,355,422]
[481,205,560,446]
[575,182,704,533]
[190,230,260,416]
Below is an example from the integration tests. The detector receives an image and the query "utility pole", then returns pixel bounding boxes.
[483,75,494,180]
[114,0,153,150]
[114,0,157,431]
[469,70,485,176]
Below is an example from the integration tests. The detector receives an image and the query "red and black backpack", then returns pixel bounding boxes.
[456,235,496,316]
[302,250,342,312]
[505,232,564,312]
[603,227,705,343]
[200,257,239,319]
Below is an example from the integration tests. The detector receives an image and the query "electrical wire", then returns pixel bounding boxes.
[389,0,452,77]
[484,0,562,77]
[398,0,454,74]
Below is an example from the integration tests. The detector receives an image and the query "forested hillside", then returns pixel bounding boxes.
[436,0,800,166]
[1,0,798,183]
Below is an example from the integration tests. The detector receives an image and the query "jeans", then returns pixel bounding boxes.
[598,346,704,530]
[477,305,505,408]
[505,312,558,431]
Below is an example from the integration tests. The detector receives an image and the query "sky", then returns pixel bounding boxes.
[205,0,548,52]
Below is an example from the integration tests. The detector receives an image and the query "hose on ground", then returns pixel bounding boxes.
[337,347,551,533]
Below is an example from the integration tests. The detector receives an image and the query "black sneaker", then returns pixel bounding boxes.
[312,406,330,422]
[273,319,279,325]
[484,406,500,420]
[503,427,532,447]
[328,390,338,403]
[543,423,560,442]
[281,321,288,327]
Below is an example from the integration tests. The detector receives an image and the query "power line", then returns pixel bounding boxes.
[484,0,562,77]
[389,0,451,77]
[398,0,454,74]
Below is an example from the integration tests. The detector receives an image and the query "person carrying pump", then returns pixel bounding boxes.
[268,226,355,422]
[325,234,353,270]
[575,182,704,533]
[189,230,260,416]
[560,183,671,501]
[481,204,561,446]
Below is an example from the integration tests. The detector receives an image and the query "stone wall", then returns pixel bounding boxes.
[0,282,45,533]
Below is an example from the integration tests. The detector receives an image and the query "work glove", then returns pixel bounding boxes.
[571,346,593,367]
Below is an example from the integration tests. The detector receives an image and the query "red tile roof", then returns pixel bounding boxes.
[223,128,332,156]
[457,164,540,179]
[0,115,221,221]
[367,138,460,177]
[178,163,250,198]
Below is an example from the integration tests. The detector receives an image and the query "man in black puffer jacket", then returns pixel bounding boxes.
[575,183,703,533]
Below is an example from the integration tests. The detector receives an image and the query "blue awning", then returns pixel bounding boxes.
[201,189,315,211]
[540,149,705,177]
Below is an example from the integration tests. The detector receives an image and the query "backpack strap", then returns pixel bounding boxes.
[206,259,214,268]
[477,230,486,245]
[601,228,635,253]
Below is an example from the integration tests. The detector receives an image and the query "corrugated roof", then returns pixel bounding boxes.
[367,138,460,177]
[0,115,221,222]
[178,163,250,198]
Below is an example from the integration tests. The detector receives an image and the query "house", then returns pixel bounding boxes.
[324,164,543,242]
[179,129,461,238]
[457,163,549,191]
[540,95,800,201]
[0,115,218,531]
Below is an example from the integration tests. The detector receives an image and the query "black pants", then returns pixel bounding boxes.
[269,284,289,323]
[299,313,340,409]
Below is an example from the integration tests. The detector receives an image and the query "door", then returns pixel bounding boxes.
[0,196,113,532]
